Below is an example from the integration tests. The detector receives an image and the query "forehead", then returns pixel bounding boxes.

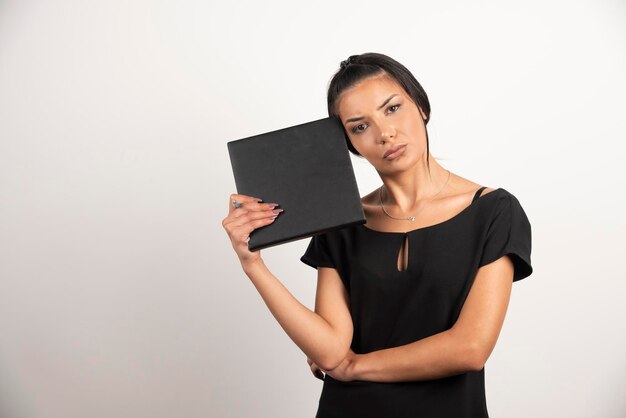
[337,74,407,117]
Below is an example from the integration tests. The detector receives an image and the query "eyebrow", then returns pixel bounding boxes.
[344,94,400,124]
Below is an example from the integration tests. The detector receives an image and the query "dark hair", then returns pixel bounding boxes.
[327,52,432,170]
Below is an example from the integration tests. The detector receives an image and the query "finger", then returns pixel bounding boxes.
[229,216,278,245]
[228,213,280,239]
[310,362,322,374]
[228,194,264,213]
[232,203,282,220]
[310,364,325,381]
[231,208,283,229]
[222,203,283,234]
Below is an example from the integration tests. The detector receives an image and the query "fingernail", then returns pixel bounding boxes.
[254,198,263,202]
[272,209,283,215]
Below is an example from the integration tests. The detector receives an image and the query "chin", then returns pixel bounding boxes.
[376,157,414,174]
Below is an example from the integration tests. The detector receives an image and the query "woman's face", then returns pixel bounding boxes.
[337,73,428,174]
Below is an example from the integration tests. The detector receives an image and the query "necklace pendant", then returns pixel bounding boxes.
[408,216,416,221]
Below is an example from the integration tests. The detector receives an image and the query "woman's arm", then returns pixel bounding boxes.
[349,255,515,383]
[223,194,352,371]
[242,258,353,371]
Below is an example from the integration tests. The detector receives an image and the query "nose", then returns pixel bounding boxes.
[378,120,396,143]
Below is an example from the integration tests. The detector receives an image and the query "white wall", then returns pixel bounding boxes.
[1,1,625,417]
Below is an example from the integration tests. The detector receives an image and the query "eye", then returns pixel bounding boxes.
[388,104,401,113]
[352,123,367,134]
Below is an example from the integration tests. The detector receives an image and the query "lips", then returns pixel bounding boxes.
[383,144,407,159]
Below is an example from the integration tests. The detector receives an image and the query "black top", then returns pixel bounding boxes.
[300,187,533,418]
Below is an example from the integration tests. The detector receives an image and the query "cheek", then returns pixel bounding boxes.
[348,131,372,148]
[350,138,378,160]
[401,116,425,143]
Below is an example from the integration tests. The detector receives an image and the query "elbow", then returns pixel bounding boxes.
[318,358,341,372]
[319,328,353,371]
[450,327,489,372]
[318,343,351,371]
[319,354,347,372]
[466,355,486,372]
[464,341,488,372]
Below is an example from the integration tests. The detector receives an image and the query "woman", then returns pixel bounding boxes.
[222,52,533,417]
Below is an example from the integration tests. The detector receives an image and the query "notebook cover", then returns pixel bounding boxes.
[227,117,366,251]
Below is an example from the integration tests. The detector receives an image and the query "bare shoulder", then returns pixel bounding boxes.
[450,173,497,199]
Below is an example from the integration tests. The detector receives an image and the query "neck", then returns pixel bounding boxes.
[379,157,451,213]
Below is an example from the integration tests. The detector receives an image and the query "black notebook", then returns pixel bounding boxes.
[227,117,366,251]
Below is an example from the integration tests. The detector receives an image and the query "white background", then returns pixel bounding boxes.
[1,1,625,417]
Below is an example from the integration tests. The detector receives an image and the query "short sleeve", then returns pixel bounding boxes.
[300,233,336,270]
[479,191,533,282]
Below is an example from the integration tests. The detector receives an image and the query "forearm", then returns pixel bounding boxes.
[242,258,347,370]
[352,329,480,383]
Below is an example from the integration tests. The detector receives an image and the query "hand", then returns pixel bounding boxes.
[306,349,359,383]
[221,194,283,266]
[306,356,326,381]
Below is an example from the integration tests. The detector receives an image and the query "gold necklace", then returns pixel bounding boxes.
[379,169,451,221]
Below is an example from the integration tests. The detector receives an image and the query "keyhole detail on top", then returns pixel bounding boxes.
[396,235,409,272]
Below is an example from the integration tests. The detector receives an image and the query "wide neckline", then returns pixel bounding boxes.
[360,187,502,235]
